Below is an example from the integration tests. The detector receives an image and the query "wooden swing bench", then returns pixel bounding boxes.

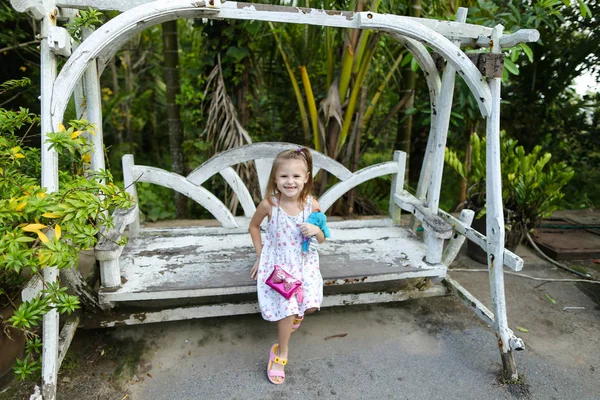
[92,143,452,325]
[11,0,540,393]
[93,142,523,328]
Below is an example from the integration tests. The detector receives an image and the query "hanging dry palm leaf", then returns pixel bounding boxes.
[203,55,257,213]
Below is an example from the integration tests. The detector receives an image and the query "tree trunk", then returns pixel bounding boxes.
[394,0,421,184]
[125,53,134,154]
[459,120,479,209]
[162,21,187,219]
[347,86,367,215]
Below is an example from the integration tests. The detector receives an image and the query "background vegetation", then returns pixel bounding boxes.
[0,0,598,216]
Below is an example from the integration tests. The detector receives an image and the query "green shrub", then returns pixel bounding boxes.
[445,132,574,244]
[1,84,133,380]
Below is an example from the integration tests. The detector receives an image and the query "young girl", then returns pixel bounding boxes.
[249,147,326,385]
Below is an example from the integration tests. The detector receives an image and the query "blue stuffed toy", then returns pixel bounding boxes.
[302,211,331,252]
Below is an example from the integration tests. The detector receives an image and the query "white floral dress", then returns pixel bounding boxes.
[257,196,323,321]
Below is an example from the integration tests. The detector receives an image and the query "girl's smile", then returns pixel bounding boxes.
[275,159,309,200]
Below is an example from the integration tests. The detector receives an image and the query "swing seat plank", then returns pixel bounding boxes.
[99,218,445,304]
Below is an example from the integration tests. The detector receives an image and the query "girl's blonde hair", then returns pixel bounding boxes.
[265,147,314,206]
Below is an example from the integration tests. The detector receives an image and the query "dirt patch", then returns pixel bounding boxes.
[449,245,600,374]
[0,329,149,400]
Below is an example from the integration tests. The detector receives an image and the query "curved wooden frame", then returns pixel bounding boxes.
[12,1,540,394]
[49,1,494,132]
[123,143,404,223]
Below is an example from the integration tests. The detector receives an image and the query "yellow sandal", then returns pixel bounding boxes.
[267,344,287,384]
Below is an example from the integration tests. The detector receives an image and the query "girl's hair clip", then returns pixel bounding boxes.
[297,147,303,153]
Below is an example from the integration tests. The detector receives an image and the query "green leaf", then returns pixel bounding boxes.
[404,107,418,116]
[225,46,250,63]
[410,57,419,72]
[519,43,534,63]
[545,294,557,304]
[577,0,592,18]
[516,326,529,333]
[504,58,520,75]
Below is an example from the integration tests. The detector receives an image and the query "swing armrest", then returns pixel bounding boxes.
[394,191,453,239]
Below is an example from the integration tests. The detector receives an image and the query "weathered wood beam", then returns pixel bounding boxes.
[81,27,106,176]
[425,45,459,212]
[53,1,538,48]
[319,161,402,213]
[57,314,80,369]
[39,1,60,398]
[390,35,441,232]
[50,1,498,129]
[444,275,524,351]
[86,285,448,328]
[94,205,138,292]
[359,11,491,117]
[394,192,453,239]
[421,8,467,265]
[444,275,494,326]
[431,52,505,78]
[442,209,475,266]
[130,164,238,228]
[438,211,523,271]
[99,267,446,304]
[486,24,519,381]
[10,0,45,19]
[389,151,406,224]
[219,167,256,218]
[188,142,352,185]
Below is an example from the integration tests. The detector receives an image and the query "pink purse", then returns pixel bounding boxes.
[266,265,303,302]
[264,202,304,302]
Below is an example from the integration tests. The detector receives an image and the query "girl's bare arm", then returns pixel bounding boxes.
[249,199,271,257]
[300,198,326,244]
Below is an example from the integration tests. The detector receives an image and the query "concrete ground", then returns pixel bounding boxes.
[109,246,600,400]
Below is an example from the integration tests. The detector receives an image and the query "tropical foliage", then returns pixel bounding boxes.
[1,80,133,379]
[445,131,574,245]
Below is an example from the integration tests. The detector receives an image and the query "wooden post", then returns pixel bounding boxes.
[486,24,518,381]
[82,27,106,175]
[425,7,466,212]
[122,154,140,236]
[39,1,60,398]
[389,35,441,232]
[389,151,406,224]
[422,8,467,264]
[442,209,475,266]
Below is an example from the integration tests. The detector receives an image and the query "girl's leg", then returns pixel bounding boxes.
[270,315,294,383]
[277,315,294,356]
[292,308,317,332]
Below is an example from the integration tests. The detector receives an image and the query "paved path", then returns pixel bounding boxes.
[118,277,599,400]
